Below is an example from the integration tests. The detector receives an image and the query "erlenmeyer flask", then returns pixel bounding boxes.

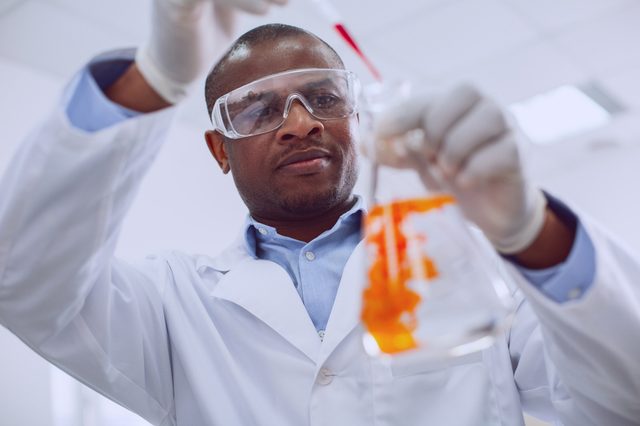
[359,82,515,360]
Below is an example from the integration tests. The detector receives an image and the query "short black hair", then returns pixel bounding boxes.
[204,23,345,118]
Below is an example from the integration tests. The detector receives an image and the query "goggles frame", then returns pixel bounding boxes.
[210,68,361,139]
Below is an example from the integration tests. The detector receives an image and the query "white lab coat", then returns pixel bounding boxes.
[1,82,640,426]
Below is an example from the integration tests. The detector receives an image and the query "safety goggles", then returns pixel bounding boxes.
[210,68,361,139]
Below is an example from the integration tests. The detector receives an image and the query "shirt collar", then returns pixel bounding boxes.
[243,195,365,258]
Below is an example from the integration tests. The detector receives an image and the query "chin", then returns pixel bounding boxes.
[279,167,358,215]
[279,187,345,216]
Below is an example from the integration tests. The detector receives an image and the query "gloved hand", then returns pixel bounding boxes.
[370,84,547,254]
[136,0,288,104]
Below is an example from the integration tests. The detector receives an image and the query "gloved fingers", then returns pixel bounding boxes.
[416,162,446,192]
[167,0,285,13]
[166,0,200,7]
[454,133,520,190]
[364,131,419,169]
[421,84,482,157]
[212,4,237,37]
[214,0,281,14]
[438,97,508,177]
[371,95,434,169]
[371,85,496,179]
[366,127,446,191]
[372,94,432,140]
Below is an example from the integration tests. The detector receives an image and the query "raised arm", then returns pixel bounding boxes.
[370,84,640,424]
[108,0,286,111]
[0,0,286,423]
[105,62,171,112]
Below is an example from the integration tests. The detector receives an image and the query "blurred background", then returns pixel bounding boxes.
[2,0,640,424]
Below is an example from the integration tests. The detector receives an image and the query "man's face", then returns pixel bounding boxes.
[205,35,359,221]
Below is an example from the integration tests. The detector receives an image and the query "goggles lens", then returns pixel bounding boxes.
[212,68,360,139]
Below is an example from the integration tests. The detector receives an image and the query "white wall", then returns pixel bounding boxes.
[0,58,60,426]
[0,327,53,426]
[527,112,640,254]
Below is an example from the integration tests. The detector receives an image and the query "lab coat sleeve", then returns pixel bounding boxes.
[507,217,640,425]
[0,57,178,425]
[65,56,142,131]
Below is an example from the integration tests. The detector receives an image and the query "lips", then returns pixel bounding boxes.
[276,148,332,175]
[277,148,331,169]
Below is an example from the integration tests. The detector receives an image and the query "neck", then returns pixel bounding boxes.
[252,196,357,243]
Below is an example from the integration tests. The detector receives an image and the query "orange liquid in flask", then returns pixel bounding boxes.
[361,195,456,354]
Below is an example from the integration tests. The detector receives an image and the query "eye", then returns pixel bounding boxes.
[310,93,342,109]
[241,98,283,121]
[246,104,274,119]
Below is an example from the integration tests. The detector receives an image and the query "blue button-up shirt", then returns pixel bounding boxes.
[64,56,596,332]
[244,198,364,332]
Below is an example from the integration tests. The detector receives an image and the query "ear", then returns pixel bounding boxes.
[205,130,231,174]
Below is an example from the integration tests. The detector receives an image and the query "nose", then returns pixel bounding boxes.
[275,100,324,142]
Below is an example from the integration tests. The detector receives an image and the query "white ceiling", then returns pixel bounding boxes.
[2,0,640,106]
[2,0,640,244]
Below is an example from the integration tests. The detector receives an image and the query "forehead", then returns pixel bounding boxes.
[218,35,343,96]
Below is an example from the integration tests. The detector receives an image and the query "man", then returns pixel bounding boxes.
[0,0,639,425]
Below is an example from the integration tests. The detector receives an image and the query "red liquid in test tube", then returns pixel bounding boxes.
[333,23,382,82]
[310,0,382,81]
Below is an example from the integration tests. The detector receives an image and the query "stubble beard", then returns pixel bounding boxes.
[274,162,358,217]
[278,185,342,215]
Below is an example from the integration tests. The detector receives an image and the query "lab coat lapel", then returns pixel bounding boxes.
[212,257,321,362]
[317,240,367,365]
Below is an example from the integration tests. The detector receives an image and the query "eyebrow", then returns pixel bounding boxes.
[230,76,347,110]
[240,90,265,101]
[233,90,277,107]
[300,78,342,91]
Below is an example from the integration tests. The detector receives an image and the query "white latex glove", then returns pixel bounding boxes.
[371,84,547,254]
[136,0,288,103]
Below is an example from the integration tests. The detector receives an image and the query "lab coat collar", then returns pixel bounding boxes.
[206,235,321,362]
[200,235,367,366]
[195,232,248,273]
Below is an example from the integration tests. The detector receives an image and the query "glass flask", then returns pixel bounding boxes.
[358,82,515,360]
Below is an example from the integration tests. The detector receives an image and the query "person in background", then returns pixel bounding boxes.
[0,0,639,424]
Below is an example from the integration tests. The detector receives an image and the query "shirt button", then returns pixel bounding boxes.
[567,288,582,300]
[317,367,334,385]
[257,227,268,235]
[305,251,316,261]
[318,330,325,341]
